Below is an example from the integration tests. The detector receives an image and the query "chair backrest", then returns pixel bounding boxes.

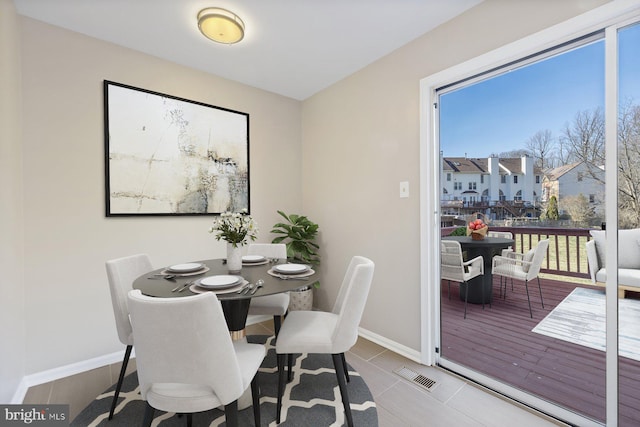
[247,243,287,260]
[105,254,153,346]
[488,231,513,239]
[440,240,465,283]
[330,256,375,353]
[526,239,549,280]
[127,290,244,405]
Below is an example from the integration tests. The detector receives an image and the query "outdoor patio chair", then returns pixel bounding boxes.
[441,240,485,319]
[492,239,549,318]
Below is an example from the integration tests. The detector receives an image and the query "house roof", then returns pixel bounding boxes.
[546,162,581,180]
[443,157,542,174]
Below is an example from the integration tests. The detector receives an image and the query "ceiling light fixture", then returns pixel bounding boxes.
[197,7,245,45]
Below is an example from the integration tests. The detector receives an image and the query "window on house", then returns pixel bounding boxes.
[480,175,485,184]
[468,182,477,190]
[589,194,595,203]
[501,175,506,184]
[536,175,540,184]
[513,176,518,184]
[447,173,451,181]
[454,182,462,190]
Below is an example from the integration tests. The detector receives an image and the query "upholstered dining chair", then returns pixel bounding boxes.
[440,240,485,319]
[275,256,375,427]
[246,243,289,337]
[105,253,153,420]
[127,289,265,427]
[492,239,549,318]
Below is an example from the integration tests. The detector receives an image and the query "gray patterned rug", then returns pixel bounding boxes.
[532,287,640,361]
[71,335,377,426]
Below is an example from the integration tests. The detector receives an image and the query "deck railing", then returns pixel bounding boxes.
[442,226,593,279]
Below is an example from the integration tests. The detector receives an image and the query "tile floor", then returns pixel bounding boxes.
[23,321,566,426]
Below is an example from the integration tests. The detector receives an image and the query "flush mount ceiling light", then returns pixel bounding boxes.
[197,7,245,45]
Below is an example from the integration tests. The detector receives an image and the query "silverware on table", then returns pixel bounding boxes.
[274,274,311,280]
[249,280,264,295]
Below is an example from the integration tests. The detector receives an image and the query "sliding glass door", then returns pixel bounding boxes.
[421,7,640,426]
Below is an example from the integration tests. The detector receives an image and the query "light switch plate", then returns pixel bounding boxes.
[400,181,409,198]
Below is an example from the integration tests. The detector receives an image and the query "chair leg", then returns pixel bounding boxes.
[524,280,533,318]
[537,277,544,308]
[341,353,350,383]
[287,354,294,382]
[109,344,132,420]
[276,353,286,423]
[463,282,468,319]
[186,413,193,427]
[251,374,261,427]
[224,400,238,427]
[142,402,154,427]
[332,353,354,427]
[273,315,282,338]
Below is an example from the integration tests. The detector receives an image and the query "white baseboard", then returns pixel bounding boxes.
[357,326,423,364]
[12,326,423,404]
[13,348,134,404]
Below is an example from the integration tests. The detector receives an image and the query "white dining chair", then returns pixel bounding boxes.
[128,289,265,427]
[275,256,374,427]
[492,239,549,318]
[440,240,485,319]
[246,243,289,337]
[105,253,153,420]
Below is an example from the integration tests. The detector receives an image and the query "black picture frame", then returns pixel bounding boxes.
[104,80,250,216]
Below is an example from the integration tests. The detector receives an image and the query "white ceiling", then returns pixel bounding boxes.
[13,0,482,100]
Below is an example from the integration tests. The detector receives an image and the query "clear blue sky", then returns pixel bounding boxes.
[439,23,640,158]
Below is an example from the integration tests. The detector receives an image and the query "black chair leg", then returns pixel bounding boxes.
[332,353,354,427]
[109,344,132,420]
[463,282,468,319]
[537,277,544,308]
[251,375,261,427]
[276,353,286,423]
[524,280,533,318]
[186,413,193,427]
[273,315,282,338]
[142,402,154,427]
[341,353,350,382]
[287,354,294,382]
[224,400,238,427]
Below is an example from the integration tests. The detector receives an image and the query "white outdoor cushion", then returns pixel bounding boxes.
[590,228,640,269]
[522,248,535,273]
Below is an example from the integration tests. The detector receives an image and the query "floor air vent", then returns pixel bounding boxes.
[393,366,437,391]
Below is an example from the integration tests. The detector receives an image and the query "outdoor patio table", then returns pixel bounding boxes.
[442,236,514,304]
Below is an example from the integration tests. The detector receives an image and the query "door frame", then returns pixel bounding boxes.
[419,1,640,425]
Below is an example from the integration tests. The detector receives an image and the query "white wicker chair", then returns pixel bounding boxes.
[492,239,549,318]
[441,240,485,319]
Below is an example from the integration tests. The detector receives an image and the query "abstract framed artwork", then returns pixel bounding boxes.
[103,80,249,216]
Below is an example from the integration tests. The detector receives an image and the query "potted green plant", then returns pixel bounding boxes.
[271,210,320,310]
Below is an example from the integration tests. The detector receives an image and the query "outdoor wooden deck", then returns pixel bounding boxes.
[440,275,640,426]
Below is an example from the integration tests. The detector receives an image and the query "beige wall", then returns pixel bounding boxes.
[0,0,25,402]
[19,18,302,374]
[3,0,611,387]
[301,0,609,350]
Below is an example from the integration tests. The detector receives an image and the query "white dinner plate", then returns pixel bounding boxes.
[274,264,309,275]
[242,255,266,263]
[197,275,242,289]
[167,263,204,273]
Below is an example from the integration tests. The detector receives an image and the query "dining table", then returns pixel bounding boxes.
[132,258,315,340]
[441,235,514,304]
